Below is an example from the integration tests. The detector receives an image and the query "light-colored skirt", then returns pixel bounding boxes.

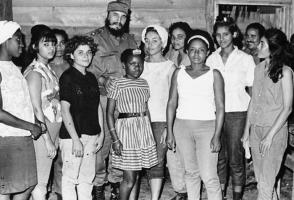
[112,116,158,171]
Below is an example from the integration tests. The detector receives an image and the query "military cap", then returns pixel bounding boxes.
[107,0,130,14]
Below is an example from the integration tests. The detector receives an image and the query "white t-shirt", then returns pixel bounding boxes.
[141,60,175,122]
[206,47,255,112]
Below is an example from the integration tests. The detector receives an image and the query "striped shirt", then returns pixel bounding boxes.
[107,77,150,113]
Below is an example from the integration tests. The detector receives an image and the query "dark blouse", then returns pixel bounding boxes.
[59,67,101,139]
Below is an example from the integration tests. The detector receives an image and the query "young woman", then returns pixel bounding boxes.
[140,24,175,200]
[49,28,70,200]
[206,16,256,200]
[167,29,224,200]
[59,35,104,200]
[242,28,294,200]
[165,22,191,67]
[24,26,61,200]
[0,20,42,200]
[107,48,158,200]
[50,29,70,79]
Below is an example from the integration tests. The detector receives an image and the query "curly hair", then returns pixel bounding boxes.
[212,15,243,49]
[265,28,294,83]
[64,35,98,66]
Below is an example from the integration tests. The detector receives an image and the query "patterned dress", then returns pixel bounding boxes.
[107,77,158,170]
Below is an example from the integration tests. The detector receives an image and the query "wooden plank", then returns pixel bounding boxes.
[0,0,13,20]
[214,0,291,6]
[13,0,200,9]
[13,7,204,28]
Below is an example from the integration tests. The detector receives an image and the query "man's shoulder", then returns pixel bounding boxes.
[86,27,106,38]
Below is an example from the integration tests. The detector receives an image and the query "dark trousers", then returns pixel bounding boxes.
[146,122,167,179]
[217,112,246,187]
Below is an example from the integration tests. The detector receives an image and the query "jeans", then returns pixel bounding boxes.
[60,134,97,200]
[174,119,222,200]
[93,95,123,186]
[217,112,246,187]
[250,125,288,200]
[167,150,186,193]
[146,122,168,179]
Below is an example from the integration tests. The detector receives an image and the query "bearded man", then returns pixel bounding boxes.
[87,1,137,199]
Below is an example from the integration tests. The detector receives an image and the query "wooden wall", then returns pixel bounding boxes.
[1,0,13,20]
[13,0,208,43]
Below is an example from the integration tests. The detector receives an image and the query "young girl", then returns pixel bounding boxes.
[107,48,158,200]
[167,29,224,200]
[242,28,294,200]
[140,24,176,200]
[0,20,42,200]
[59,35,104,200]
[206,16,256,200]
[24,26,61,200]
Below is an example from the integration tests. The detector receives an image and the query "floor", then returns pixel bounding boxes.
[48,166,293,200]
[100,167,292,200]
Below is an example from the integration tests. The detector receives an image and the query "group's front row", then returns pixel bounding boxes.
[0,17,293,200]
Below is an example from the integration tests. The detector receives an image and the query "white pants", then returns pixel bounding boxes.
[60,134,97,200]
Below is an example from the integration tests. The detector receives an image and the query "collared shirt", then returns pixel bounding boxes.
[59,67,101,139]
[249,61,291,127]
[206,47,255,112]
[87,26,137,80]
[141,60,175,122]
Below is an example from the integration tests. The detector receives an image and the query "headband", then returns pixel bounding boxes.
[187,35,210,48]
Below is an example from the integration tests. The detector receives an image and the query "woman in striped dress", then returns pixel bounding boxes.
[106,49,158,200]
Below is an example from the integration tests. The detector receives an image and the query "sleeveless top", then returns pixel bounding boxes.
[249,61,293,127]
[0,61,34,137]
[176,67,216,120]
[24,59,62,123]
[140,60,175,122]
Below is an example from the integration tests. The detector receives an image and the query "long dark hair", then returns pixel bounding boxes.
[265,28,294,83]
[212,15,243,49]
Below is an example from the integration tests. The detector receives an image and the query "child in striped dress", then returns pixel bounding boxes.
[106,49,158,200]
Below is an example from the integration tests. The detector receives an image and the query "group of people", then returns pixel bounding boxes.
[0,0,294,200]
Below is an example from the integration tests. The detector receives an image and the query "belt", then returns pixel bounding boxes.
[118,112,147,119]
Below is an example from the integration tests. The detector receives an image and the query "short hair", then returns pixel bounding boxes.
[64,35,97,65]
[52,28,69,42]
[185,29,215,55]
[212,15,243,49]
[120,48,145,64]
[28,25,57,59]
[245,22,265,38]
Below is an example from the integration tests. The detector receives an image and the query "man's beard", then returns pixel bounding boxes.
[105,18,129,37]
